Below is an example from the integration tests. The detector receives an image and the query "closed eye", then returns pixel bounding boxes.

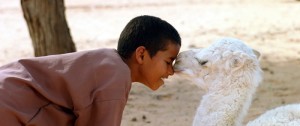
[166,61,172,65]
[199,60,208,65]
[194,56,208,66]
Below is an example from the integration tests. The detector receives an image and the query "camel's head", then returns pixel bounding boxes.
[173,38,262,91]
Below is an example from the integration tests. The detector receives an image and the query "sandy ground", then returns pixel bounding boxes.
[1,0,300,125]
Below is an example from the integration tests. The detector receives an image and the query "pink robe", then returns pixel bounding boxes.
[0,48,131,126]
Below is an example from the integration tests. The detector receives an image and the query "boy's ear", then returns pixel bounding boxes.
[135,46,146,64]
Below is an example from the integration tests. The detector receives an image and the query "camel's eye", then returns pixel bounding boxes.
[199,60,208,66]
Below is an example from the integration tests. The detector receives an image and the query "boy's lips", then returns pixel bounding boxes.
[161,77,168,79]
[161,75,170,80]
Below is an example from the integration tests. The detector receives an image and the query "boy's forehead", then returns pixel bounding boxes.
[163,42,181,58]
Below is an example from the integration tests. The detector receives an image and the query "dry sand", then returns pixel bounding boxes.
[1,0,300,126]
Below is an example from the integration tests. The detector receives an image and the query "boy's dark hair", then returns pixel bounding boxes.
[117,15,181,59]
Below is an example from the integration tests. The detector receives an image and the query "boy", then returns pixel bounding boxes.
[0,15,181,126]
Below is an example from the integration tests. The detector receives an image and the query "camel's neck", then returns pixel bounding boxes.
[193,73,258,126]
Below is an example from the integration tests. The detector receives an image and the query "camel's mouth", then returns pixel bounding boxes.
[174,67,191,74]
[173,68,184,72]
[174,69,196,77]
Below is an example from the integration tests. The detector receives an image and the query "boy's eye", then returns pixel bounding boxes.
[166,61,172,65]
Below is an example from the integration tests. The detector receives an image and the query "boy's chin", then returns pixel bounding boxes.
[145,80,164,91]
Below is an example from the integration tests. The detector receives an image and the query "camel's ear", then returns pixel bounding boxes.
[252,49,260,59]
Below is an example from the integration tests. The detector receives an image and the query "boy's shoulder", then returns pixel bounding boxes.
[91,48,129,71]
[90,48,124,63]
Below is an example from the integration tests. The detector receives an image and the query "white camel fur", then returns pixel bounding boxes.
[173,38,300,126]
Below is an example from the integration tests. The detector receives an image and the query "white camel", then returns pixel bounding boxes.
[173,38,300,126]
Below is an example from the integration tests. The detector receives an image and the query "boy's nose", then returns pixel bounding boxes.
[168,66,175,76]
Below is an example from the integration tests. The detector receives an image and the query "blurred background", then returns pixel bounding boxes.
[1,0,300,126]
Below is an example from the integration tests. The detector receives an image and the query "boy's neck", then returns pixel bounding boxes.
[123,57,139,83]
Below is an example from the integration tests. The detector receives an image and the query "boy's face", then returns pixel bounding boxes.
[139,41,180,90]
